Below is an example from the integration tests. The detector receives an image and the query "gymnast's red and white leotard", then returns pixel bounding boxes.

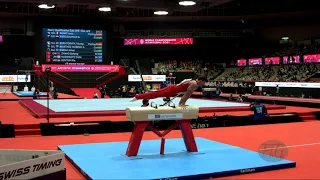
[135,80,191,100]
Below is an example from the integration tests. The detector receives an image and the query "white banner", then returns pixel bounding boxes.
[0,150,65,180]
[255,82,320,88]
[0,75,31,83]
[128,75,166,82]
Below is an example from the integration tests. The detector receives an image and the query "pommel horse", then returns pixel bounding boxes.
[125,106,199,157]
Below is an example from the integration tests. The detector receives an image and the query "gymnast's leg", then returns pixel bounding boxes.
[130,85,178,101]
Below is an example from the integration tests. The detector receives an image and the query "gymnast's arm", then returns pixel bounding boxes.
[178,79,192,85]
[179,82,198,106]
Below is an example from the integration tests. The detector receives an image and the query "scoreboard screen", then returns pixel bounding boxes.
[43,28,105,63]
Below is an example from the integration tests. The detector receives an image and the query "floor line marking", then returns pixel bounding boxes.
[259,142,320,150]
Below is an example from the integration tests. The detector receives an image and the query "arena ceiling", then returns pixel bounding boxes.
[0,0,232,11]
[0,0,319,21]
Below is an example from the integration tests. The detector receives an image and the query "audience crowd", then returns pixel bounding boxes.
[270,41,320,57]
[216,63,320,82]
[156,60,224,80]
[215,42,320,83]
[153,42,320,85]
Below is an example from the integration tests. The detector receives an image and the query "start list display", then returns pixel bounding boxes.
[43,28,105,63]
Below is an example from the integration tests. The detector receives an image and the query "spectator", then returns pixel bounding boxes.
[229,94,233,101]
[98,85,108,98]
[250,100,268,121]
[128,86,137,97]
[33,89,40,99]
[276,85,280,96]
[52,88,58,99]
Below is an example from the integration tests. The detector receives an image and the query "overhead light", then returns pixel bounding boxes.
[38,4,55,9]
[99,7,111,12]
[154,11,168,15]
[179,1,196,6]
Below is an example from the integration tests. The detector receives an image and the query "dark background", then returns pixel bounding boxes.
[1,0,320,66]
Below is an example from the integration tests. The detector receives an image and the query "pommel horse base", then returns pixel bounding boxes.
[125,106,199,157]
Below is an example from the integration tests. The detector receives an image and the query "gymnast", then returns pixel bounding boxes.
[130,76,207,107]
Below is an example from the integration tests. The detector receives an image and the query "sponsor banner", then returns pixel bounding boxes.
[249,58,262,66]
[124,38,193,45]
[41,64,120,73]
[283,55,300,64]
[237,59,246,66]
[191,123,210,129]
[265,57,280,65]
[0,150,61,165]
[148,113,183,120]
[0,75,31,83]
[304,54,320,63]
[128,75,166,82]
[0,150,65,180]
[255,82,320,88]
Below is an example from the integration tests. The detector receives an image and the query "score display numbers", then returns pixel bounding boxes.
[43,28,105,63]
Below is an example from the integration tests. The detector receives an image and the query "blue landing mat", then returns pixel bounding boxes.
[34,98,248,112]
[14,91,48,97]
[58,138,295,180]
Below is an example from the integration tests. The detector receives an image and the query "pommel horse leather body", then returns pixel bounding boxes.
[126,106,199,121]
[125,106,199,157]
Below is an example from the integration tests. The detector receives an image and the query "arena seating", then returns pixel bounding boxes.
[152,42,320,84]
[155,60,224,80]
[215,63,320,82]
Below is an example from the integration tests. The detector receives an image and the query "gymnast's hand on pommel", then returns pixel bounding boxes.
[178,82,198,108]
[179,104,187,109]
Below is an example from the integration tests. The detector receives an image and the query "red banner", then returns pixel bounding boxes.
[249,58,262,66]
[42,64,120,72]
[283,55,300,64]
[265,57,280,65]
[237,59,246,66]
[124,38,193,45]
[304,54,320,63]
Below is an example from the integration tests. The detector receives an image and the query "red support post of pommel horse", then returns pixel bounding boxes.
[125,106,199,157]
